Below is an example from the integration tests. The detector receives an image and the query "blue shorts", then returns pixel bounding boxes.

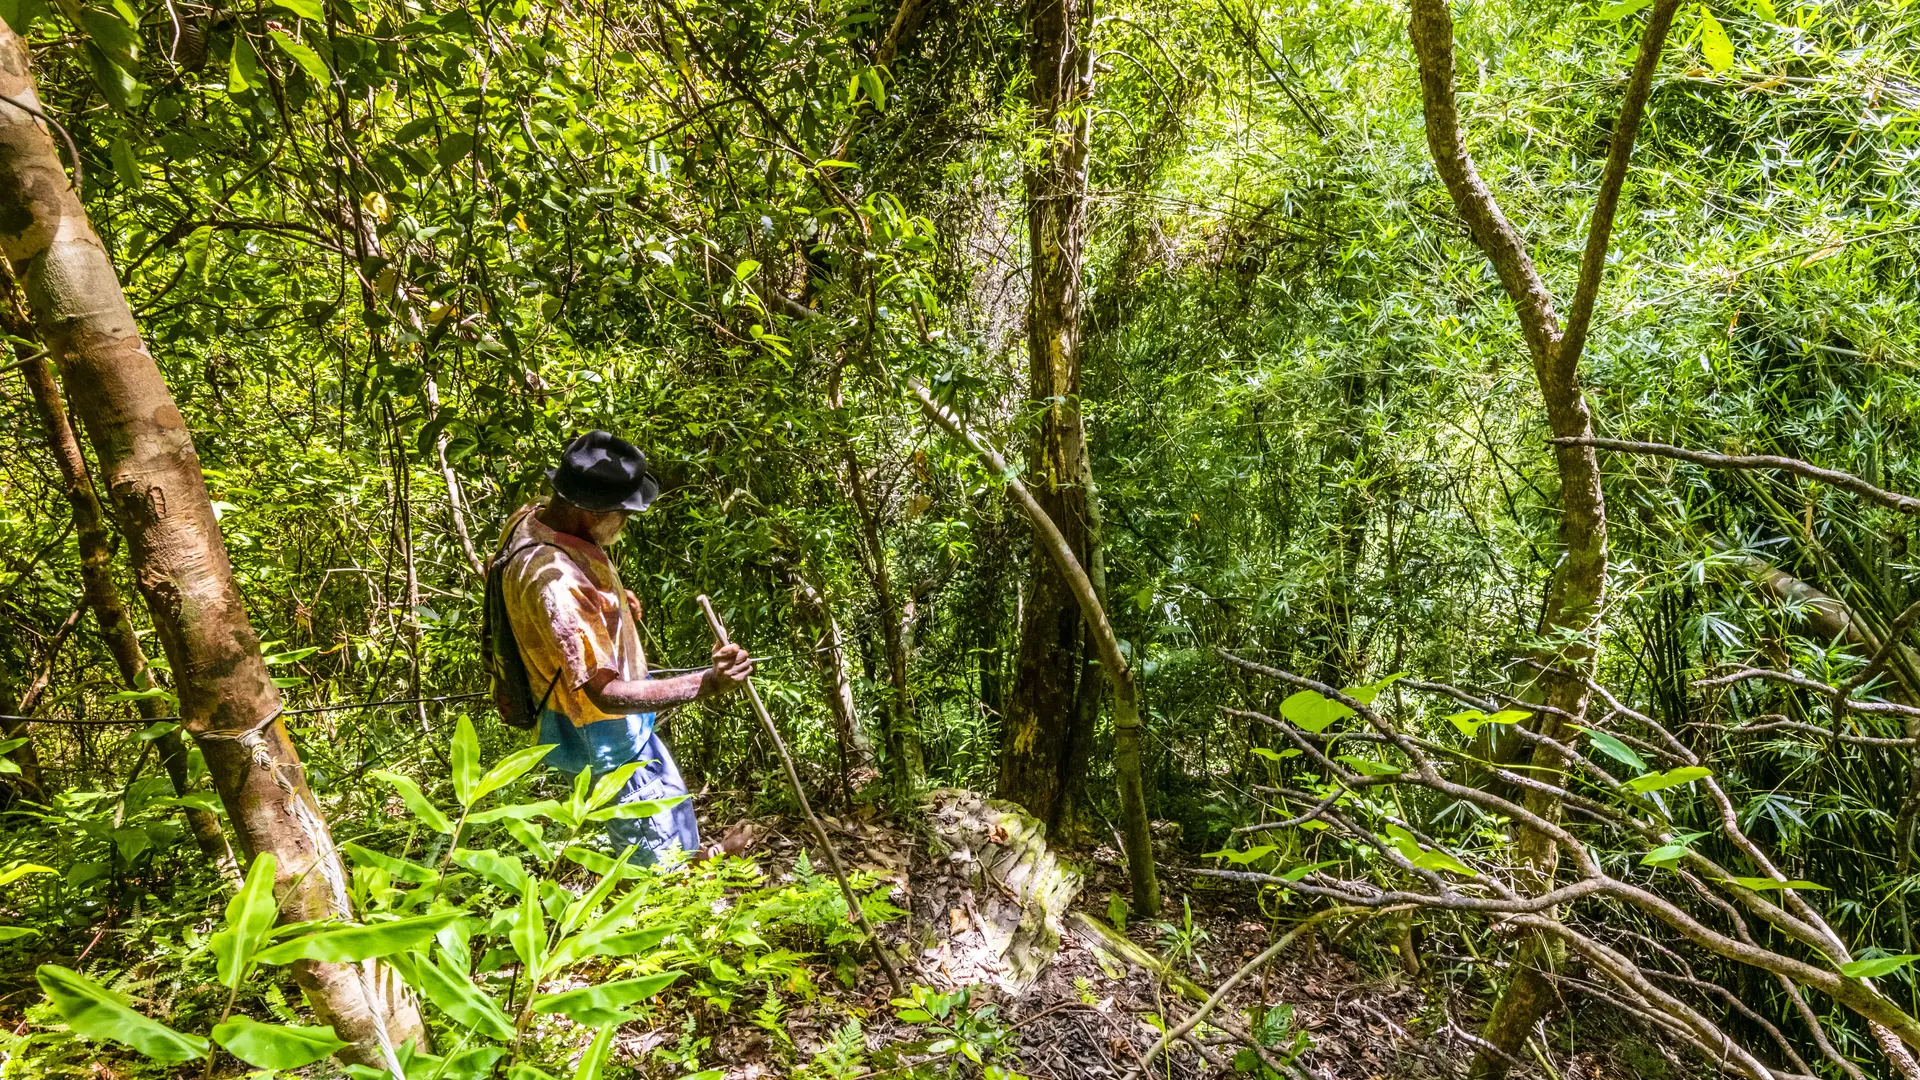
[539,710,700,865]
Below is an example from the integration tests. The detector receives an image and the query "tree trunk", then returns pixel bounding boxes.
[0,26,422,1069]
[910,380,1160,915]
[1407,0,1679,1072]
[1000,0,1098,831]
[845,443,923,799]
[794,570,874,801]
[15,341,230,864]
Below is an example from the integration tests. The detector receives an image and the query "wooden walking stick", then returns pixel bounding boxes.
[697,594,906,996]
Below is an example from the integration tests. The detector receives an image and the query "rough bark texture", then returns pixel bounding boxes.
[915,788,1082,989]
[1000,0,1099,832]
[1407,0,1677,1072]
[0,25,421,1068]
[14,343,228,863]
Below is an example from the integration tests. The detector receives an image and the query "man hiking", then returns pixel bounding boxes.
[497,430,752,864]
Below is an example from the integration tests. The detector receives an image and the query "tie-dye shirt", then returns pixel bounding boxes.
[497,504,653,775]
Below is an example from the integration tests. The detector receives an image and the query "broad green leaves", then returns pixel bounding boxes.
[370,770,454,834]
[211,1016,349,1069]
[531,971,682,1025]
[254,910,467,965]
[472,744,555,806]
[1841,954,1920,978]
[210,853,280,989]
[1626,766,1712,793]
[1278,690,1352,733]
[1383,824,1474,877]
[1203,844,1276,865]
[1698,6,1735,71]
[1578,727,1648,772]
[36,965,209,1061]
[0,861,54,886]
[403,951,516,1041]
[1447,709,1529,738]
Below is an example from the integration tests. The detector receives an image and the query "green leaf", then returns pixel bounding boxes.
[451,848,529,895]
[1626,766,1711,793]
[342,843,439,884]
[577,1023,617,1080]
[269,31,331,85]
[1727,876,1829,892]
[0,925,40,941]
[36,965,208,1062]
[211,852,280,990]
[471,744,555,805]
[1699,6,1734,72]
[1383,824,1475,876]
[450,715,480,808]
[158,792,224,814]
[1279,690,1353,734]
[211,1016,348,1069]
[468,798,563,824]
[72,4,138,70]
[109,134,138,188]
[0,862,54,887]
[135,721,180,742]
[511,878,546,975]
[405,952,516,1041]
[107,686,173,703]
[1341,672,1407,706]
[1280,859,1338,882]
[254,910,467,965]
[571,925,674,961]
[437,131,476,168]
[83,40,140,112]
[1578,727,1648,772]
[733,258,760,282]
[228,32,265,94]
[859,67,886,112]
[586,795,686,822]
[369,770,453,833]
[532,971,682,1025]
[1249,746,1300,761]
[0,0,49,34]
[587,761,645,811]
[1203,844,1276,865]
[1447,708,1526,738]
[1592,0,1655,18]
[1640,844,1690,866]
[1842,954,1920,978]
[1334,754,1402,777]
[270,0,325,18]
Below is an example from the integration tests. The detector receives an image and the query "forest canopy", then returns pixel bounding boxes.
[3,0,1920,1077]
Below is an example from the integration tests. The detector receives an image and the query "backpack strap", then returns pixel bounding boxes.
[493,537,570,721]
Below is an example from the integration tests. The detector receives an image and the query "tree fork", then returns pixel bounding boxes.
[0,25,422,1069]
[1407,0,1679,1072]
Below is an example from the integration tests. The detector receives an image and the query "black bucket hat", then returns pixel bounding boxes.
[546,430,660,513]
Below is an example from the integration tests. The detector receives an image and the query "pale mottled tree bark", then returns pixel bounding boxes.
[0,23,421,1068]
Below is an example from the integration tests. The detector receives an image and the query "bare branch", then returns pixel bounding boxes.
[1561,436,1920,514]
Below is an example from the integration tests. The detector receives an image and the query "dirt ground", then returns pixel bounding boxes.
[695,802,1694,1080]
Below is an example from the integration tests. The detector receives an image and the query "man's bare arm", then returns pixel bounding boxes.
[582,643,752,715]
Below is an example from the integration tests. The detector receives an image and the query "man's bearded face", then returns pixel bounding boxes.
[587,510,630,547]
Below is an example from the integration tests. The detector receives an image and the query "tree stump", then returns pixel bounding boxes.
[914,788,1082,989]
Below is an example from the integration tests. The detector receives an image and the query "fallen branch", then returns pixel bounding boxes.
[1123,906,1366,1080]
